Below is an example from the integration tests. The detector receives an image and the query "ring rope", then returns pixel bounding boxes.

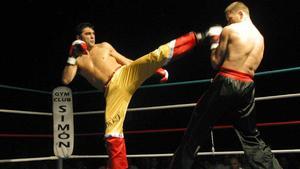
[0,67,298,164]
[75,92,300,115]
[255,66,300,76]
[0,93,299,116]
[0,109,51,116]
[0,66,299,95]
[73,66,300,94]
[1,149,300,163]
[0,84,51,94]
[1,120,299,138]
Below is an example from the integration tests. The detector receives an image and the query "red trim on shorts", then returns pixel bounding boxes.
[217,67,253,82]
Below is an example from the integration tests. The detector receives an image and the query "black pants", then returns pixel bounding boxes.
[168,72,282,169]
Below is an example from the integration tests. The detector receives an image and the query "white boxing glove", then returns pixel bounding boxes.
[206,25,223,50]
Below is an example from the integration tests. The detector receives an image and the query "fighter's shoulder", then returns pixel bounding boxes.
[89,43,112,54]
[91,42,114,52]
[222,24,241,38]
[223,24,236,33]
[95,42,113,48]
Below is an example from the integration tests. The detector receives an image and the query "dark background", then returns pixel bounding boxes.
[0,0,299,160]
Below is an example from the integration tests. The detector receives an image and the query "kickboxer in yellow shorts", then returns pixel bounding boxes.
[62,22,203,169]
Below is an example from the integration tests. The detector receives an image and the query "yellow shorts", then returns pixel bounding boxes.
[104,43,172,138]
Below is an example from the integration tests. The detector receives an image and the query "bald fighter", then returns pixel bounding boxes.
[168,2,282,169]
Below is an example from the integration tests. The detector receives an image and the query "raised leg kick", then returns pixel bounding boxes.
[103,32,202,169]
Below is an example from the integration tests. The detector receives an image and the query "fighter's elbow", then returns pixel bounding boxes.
[62,77,71,85]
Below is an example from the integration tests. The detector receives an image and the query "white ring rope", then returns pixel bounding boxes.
[0,109,51,116]
[0,149,300,163]
[0,93,299,164]
[0,156,59,163]
[0,93,299,116]
[255,93,300,101]
[0,68,298,165]
[62,92,300,115]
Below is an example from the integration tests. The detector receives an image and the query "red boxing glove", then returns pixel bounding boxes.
[69,40,88,57]
[67,40,88,65]
[205,25,223,50]
[156,68,169,83]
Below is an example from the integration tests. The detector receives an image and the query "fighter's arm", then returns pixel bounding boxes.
[210,27,230,70]
[62,64,78,85]
[105,42,133,65]
[62,40,87,85]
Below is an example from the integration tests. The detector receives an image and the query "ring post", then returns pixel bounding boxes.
[52,86,75,169]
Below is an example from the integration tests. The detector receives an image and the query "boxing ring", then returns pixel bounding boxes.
[0,66,299,168]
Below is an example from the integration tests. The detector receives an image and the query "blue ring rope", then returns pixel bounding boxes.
[1,66,299,95]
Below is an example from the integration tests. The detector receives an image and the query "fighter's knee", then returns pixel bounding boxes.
[160,43,172,57]
[159,44,172,63]
[149,45,170,64]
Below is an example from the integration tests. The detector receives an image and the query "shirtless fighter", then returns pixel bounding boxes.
[168,2,282,169]
[62,22,204,169]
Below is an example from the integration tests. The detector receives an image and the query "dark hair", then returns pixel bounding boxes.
[75,22,95,36]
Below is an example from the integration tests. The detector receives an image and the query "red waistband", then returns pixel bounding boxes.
[217,67,253,82]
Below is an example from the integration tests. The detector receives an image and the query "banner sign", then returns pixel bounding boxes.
[52,86,74,158]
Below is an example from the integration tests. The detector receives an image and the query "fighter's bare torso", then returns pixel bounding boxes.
[76,43,122,90]
[221,20,264,76]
